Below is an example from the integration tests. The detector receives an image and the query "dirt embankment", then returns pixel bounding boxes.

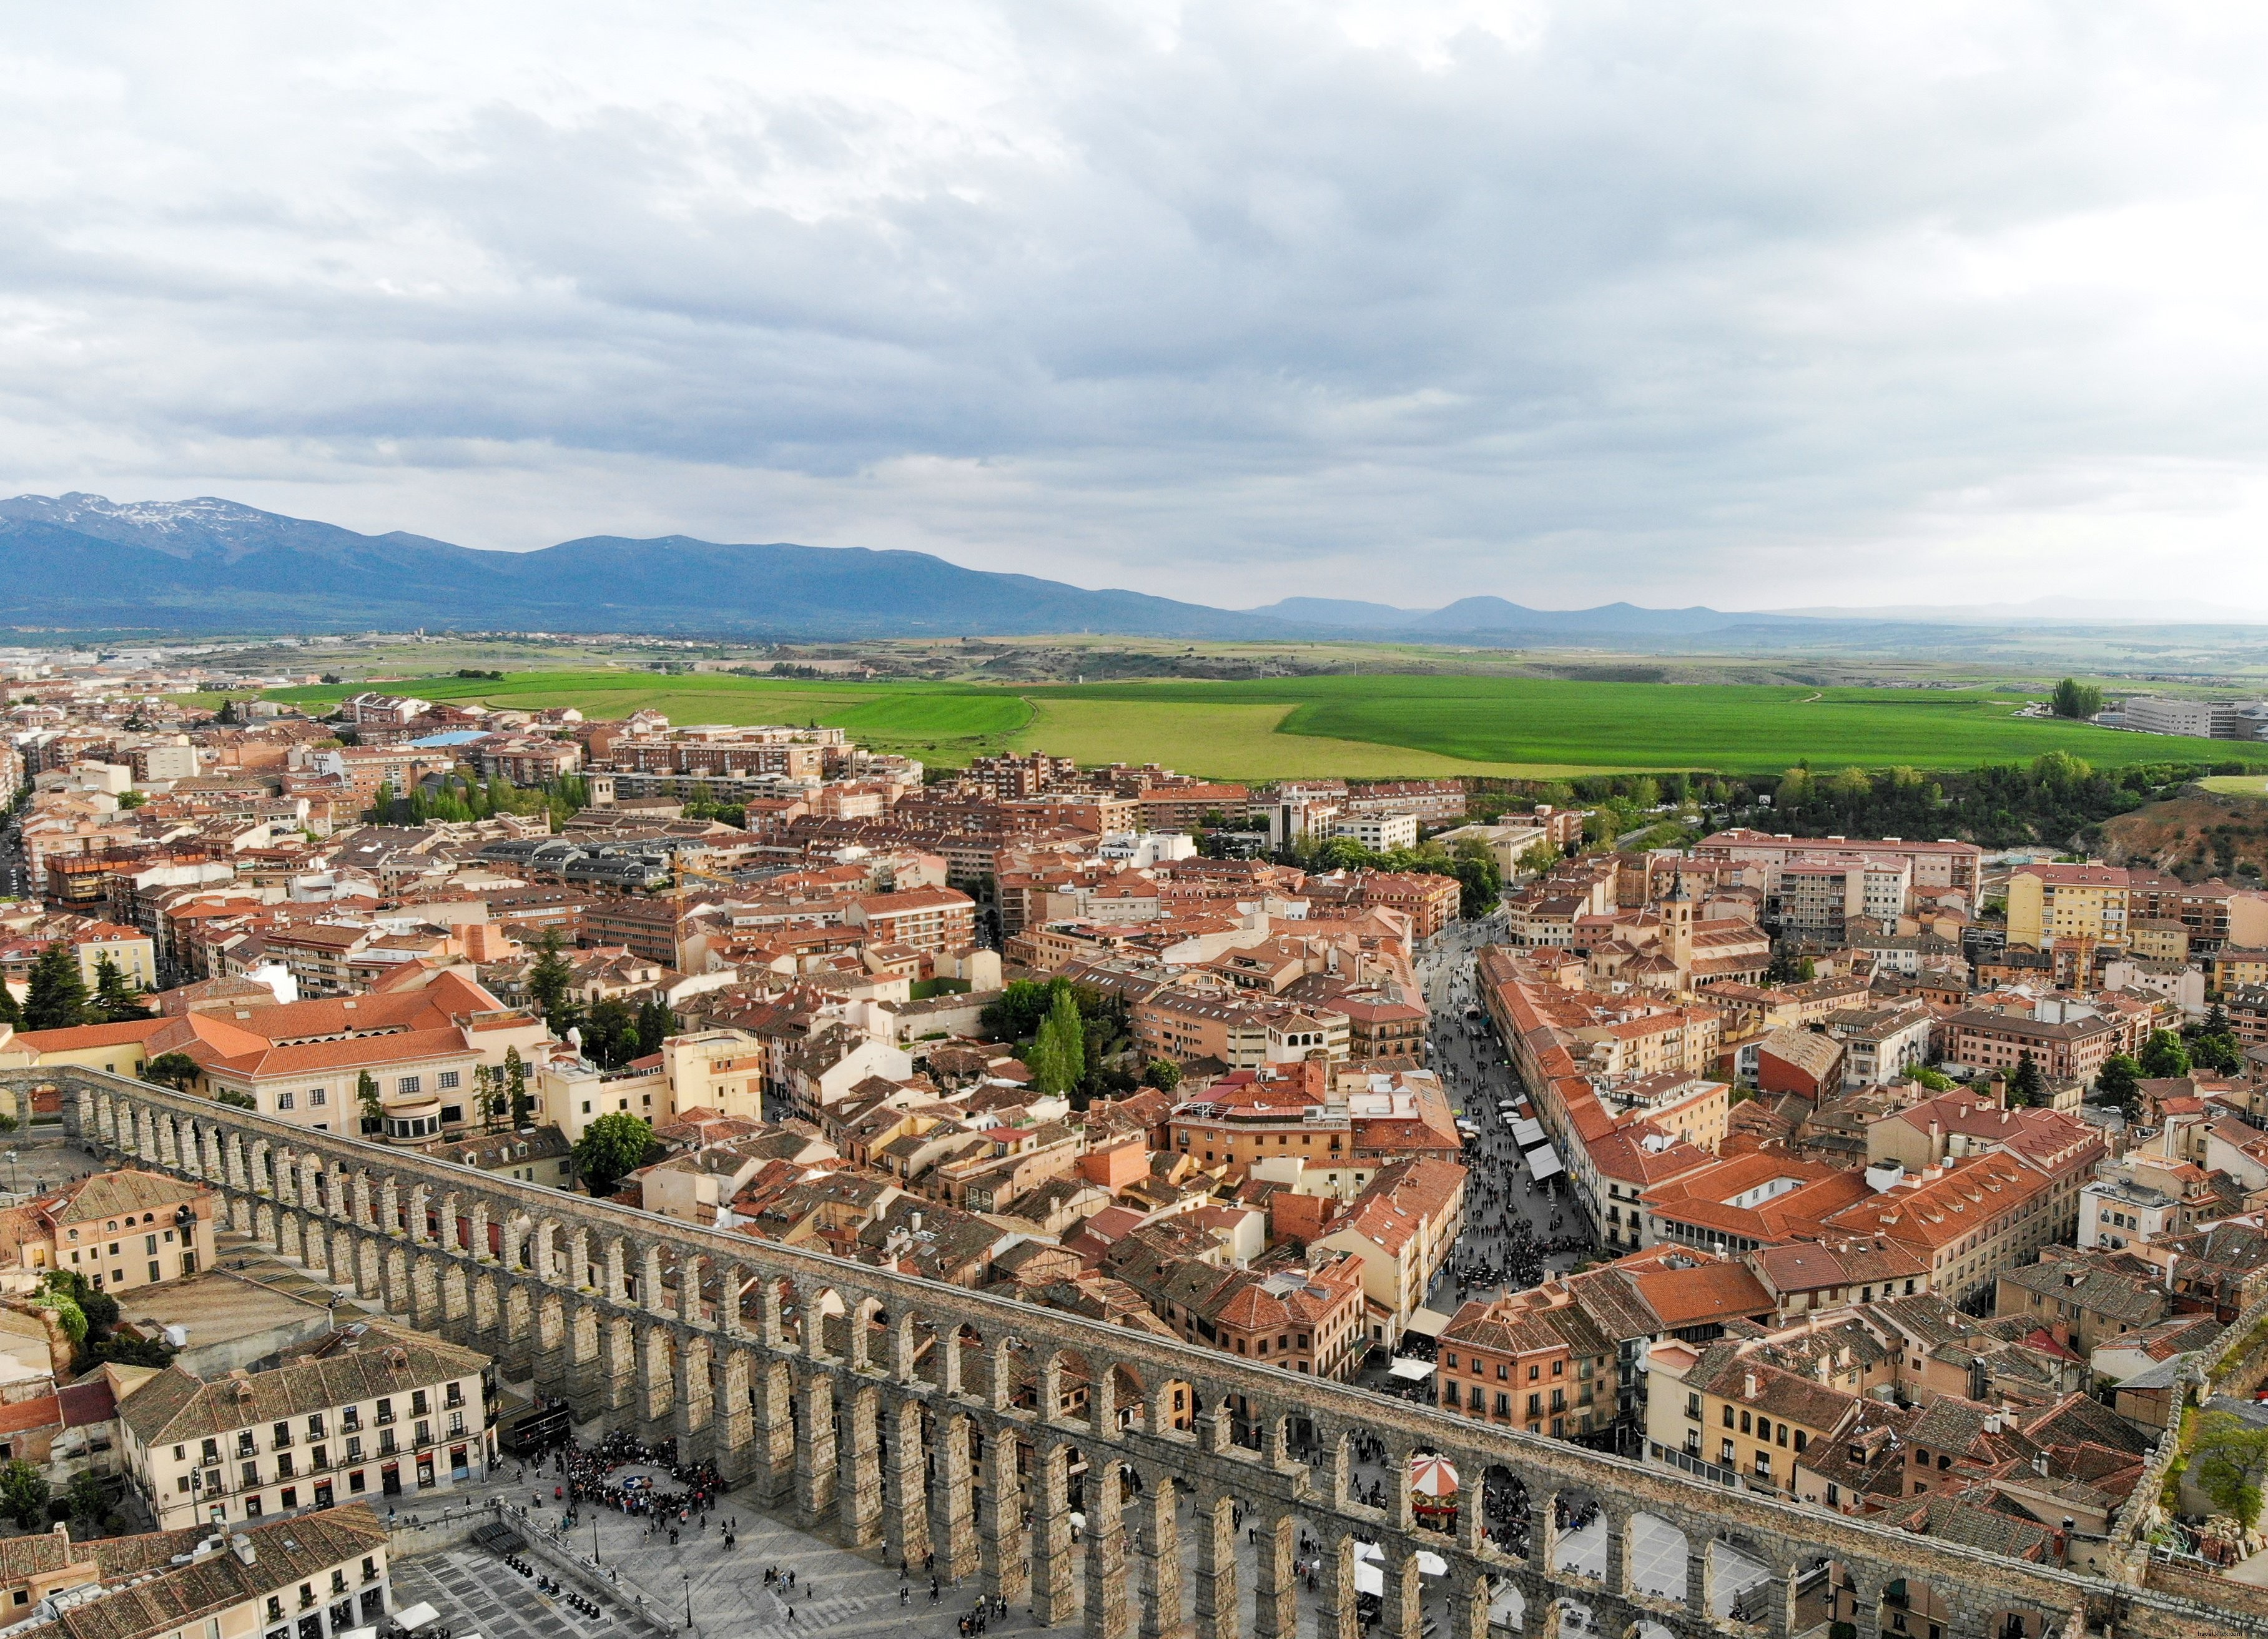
[2099,791,2268,881]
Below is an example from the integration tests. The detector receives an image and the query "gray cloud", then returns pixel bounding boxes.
[3,1,2267,609]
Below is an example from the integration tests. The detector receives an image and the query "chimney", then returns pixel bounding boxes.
[1744,1370,1759,1400]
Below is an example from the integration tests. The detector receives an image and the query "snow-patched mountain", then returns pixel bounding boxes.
[0,493,1268,636]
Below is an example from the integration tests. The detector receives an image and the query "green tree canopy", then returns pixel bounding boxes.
[2095,1054,2143,1117]
[1027,986,1087,1096]
[0,1460,49,1530]
[526,928,576,1024]
[1143,1058,1182,1092]
[2051,678,2105,720]
[573,1112,654,1197]
[506,1046,532,1128]
[141,1051,200,1091]
[91,954,147,1024]
[22,943,93,1031]
[2008,1050,2046,1107]
[2139,1029,2192,1080]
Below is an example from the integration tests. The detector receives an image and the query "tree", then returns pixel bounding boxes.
[573,1112,654,1197]
[142,1052,201,1091]
[1143,1059,1182,1093]
[91,954,147,1023]
[2008,1050,2045,1107]
[1449,837,1502,919]
[0,1460,49,1530]
[22,943,93,1031]
[2051,678,2104,720]
[63,1470,106,1532]
[981,979,1060,1043]
[526,928,576,1024]
[215,1089,256,1110]
[2139,1029,2193,1080]
[1028,986,1087,1096]
[0,981,21,1031]
[474,1064,504,1132]
[505,1047,532,1129]
[357,1069,383,1134]
[1905,1065,1956,1091]
[2095,1054,2144,1117]
[634,994,677,1058]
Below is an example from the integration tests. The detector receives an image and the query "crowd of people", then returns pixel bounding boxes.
[529,1429,731,1535]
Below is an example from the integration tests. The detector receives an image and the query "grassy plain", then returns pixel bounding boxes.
[2199,776,2268,799]
[259,670,2268,780]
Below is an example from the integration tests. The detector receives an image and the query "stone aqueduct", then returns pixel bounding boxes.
[26,1067,2264,1639]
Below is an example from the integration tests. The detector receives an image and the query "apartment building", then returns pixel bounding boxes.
[1435,1290,1617,1439]
[843,888,976,953]
[1821,1152,2059,1305]
[1774,854,1912,938]
[120,1325,493,1529]
[2004,864,2130,952]
[0,1506,393,1639]
[1692,829,1983,898]
[27,1169,215,1293]
[1945,1006,2121,1084]
[1331,813,1419,853]
[1132,1250,1368,1379]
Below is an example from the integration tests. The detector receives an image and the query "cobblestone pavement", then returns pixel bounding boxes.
[393,1548,628,1639]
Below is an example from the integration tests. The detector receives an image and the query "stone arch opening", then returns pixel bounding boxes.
[1046,1345,1095,1421]
[1623,1622,1675,1639]
[1487,1573,1526,1637]
[1792,1557,1856,1638]
[1547,1488,1607,1582]
[1106,1361,1147,1435]
[1704,1532,1772,1627]
[1625,1512,1689,1603]
[1880,1573,1949,1639]
[1544,1595,1595,1637]
[1481,1463,1532,1558]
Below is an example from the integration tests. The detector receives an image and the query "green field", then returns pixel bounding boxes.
[260,670,2268,780]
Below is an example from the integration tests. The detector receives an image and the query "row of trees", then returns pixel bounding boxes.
[0,944,147,1032]
[1767,753,2216,849]
[1275,833,1505,917]
[366,773,592,831]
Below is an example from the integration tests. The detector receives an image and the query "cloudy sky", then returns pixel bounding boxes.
[6,2,2268,612]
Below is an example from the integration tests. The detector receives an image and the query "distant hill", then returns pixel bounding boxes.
[0,495,1271,638]
[1240,597,1434,628]
[11,492,2237,647]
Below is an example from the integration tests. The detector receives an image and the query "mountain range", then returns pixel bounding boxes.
[2,493,2261,642]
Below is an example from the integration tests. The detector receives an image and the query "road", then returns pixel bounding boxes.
[1409,913,1594,1319]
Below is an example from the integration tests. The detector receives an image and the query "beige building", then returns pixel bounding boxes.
[20,1169,216,1295]
[0,1506,392,1639]
[2006,864,2129,952]
[119,1324,492,1530]
[659,1029,767,1122]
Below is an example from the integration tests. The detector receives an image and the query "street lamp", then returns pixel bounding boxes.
[593,1508,601,1566]
[681,1572,693,1632]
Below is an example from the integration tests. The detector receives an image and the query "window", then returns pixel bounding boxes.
[277,1092,295,1110]
[309,1089,325,1106]
[439,1071,460,1090]
[397,1076,422,1095]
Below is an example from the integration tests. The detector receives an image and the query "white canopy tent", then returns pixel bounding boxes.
[1386,1358,1436,1381]
[1524,1144,1564,1182]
